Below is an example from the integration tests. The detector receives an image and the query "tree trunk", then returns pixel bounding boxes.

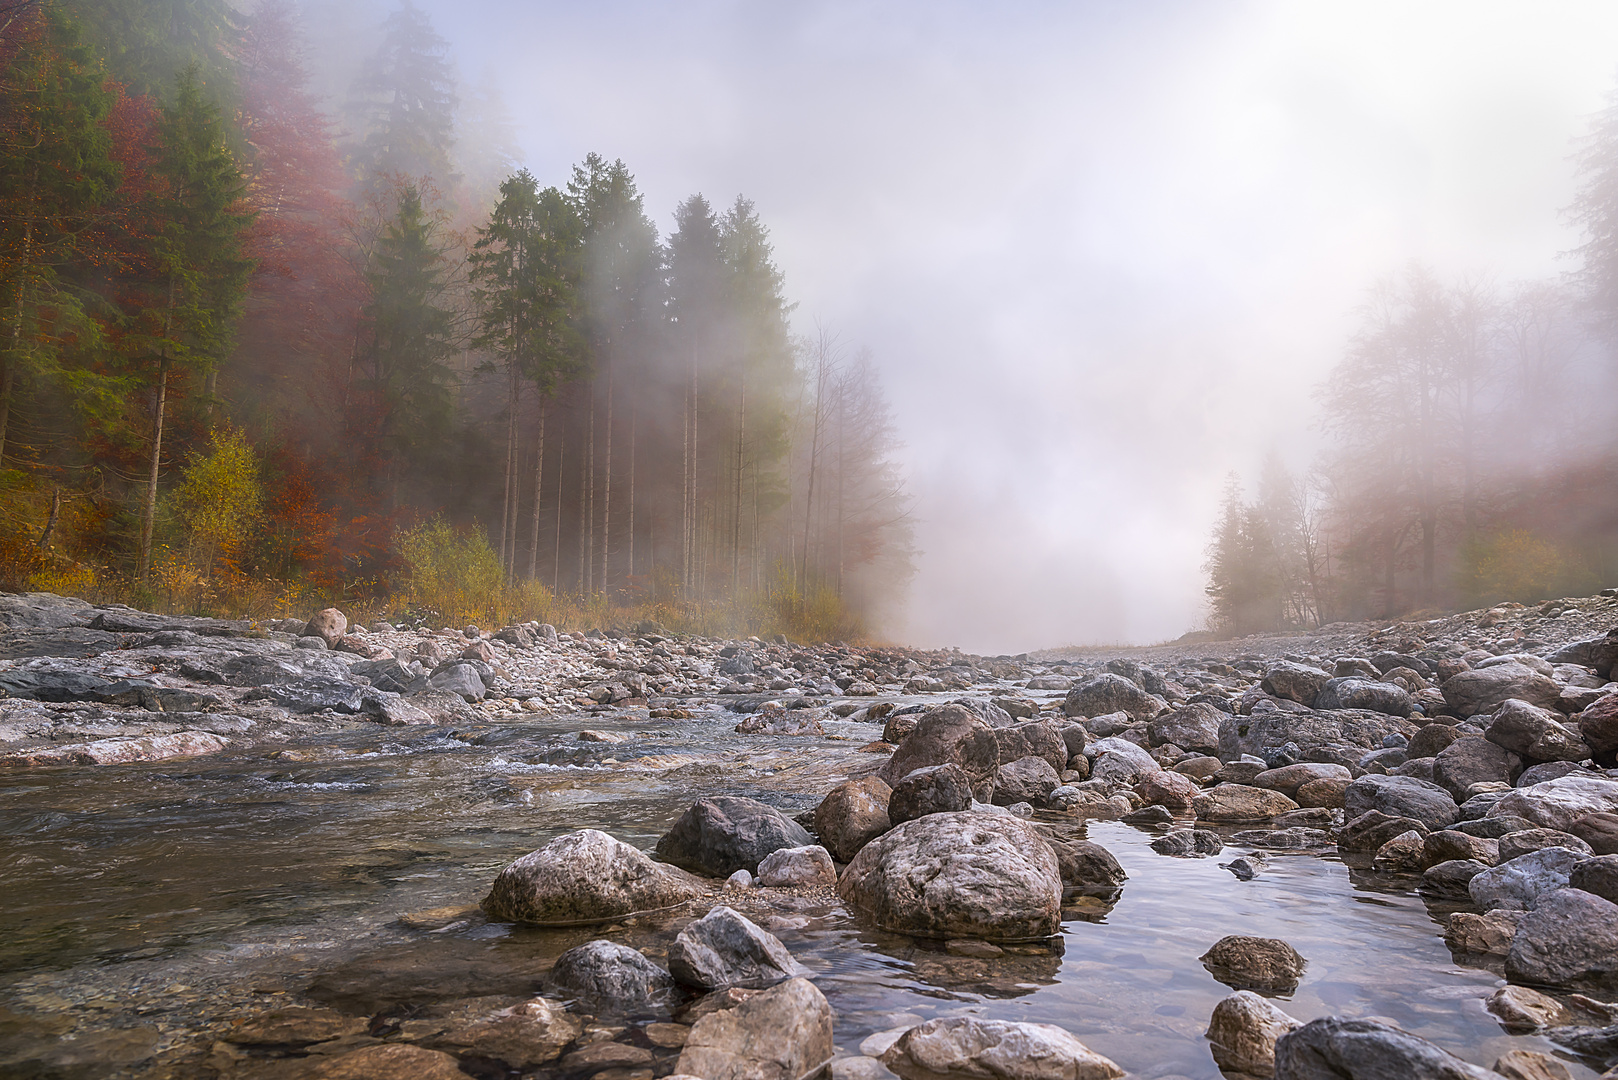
[2,166,39,467]
[138,356,172,583]
[528,402,546,581]
[602,357,613,594]
[627,397,636,585]
[732,373,744,595]
[37,486,61,549]
[499,360,517,576]
[553,424,565,595]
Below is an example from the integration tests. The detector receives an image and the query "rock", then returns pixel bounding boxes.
[1151,829,1224,857]
[1218,708,1417,763]
[1295,777,1350,808]
[756,845,838,887]
[884,710,923,744]
[1498,829,1594,862]
[1490,1049,1573,1080]
[656,796,816,877]
[888,763,974,825]
[1122,804,1173,825]
[1087,736,1161,785]
[1206,990,1301,1078]
[1314,677,1413,717]
[225,1007,369,1046]
[1444,663,1562,717]
[737,706,826,735]
[1253,763,1352,798]
[1469,847,1585,911]
[675,977,833,1080]
[993,720,1069,774]
[1148,702,1225,754]
[1569,853,1618,905]
[993,756,1061,806]
[1505,887,1618,990]
[1133,770,1200,810]
[1516,761,1587,786]
[1194,784,1299,823]
[1433,736,1518,802]
[1420,859,1489,899]
[1486,699,1591,763]
[1570,811,1618,855]
[1372,830,1427,872]
[1344,774,1459,831]
[837,811,1062,942]
[1335,810,1431,853]
[1445,909,1526,955]
[1579,694,1618,755]
[877,705,1001,801]
[1262,662,1333,708]
[879,1017,1124,1080]
[302,608,347,646]
[1423,829,1499,867]
[668,905,806,990]
[1063,673,1165,722]
[482,829,698,924]
[1044,838,1126,891]
[1408,723,1465,760]
[813,777,892,862]
[313,1043,468,1080]
[1199,935,1307,994]
[727,869,753,889]
[559,1041,654,1071]
[1273,1016,1499,1079]
[430,997,584,1068]
[426,662,486,702]
[1487,985,1580,1031]
[1488,775,1618,831]
[549,939,675,1010]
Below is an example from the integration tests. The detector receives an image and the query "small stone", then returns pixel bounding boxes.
[1491,1049,1573,1080]
[1486,985,1579,1031]
[1199,935,1306,994]
[756,845,837,888]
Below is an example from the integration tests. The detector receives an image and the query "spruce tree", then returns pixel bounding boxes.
[347,0,458,192]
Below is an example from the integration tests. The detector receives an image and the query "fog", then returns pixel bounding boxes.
[326,0,1618,653]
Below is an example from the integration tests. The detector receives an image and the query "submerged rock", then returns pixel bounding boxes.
[668,905,807,990]
[549,939,675,1010]
[1274,1016,1498,1079]
[879,1017,1124,1080]
[1199,935,1307,994]
[676,977,834,1080]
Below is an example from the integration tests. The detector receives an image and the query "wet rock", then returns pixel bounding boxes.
[1420,859,1490,900]
[879,1017,1124,1080]
[1423,829,1499,867]
[1151,829,1224,857]
[559,1041,655,1071]
[993,719,1070,774]
[1134,769,1200,810]
[1314,677,1413,717]
[1148,702,1225,755]
[1444,663,1562,718]
[669,905,807,990]
[1485,699,1592,762]
[1488,775,1618,831]
[838,811,1062,942]
[1490,1049,1574,1080]
[1194,784,1299,823]
[1445,909,1526,955]
[756,845,837,887]
[1498,829,1594,862]
[1433,736,1518,802]
[1273,1016,1498,1079]
[1570,811,1618,855]
[4,729,232,767]
[1295,777,1350,808]
[1218,708,1416,763]
[1044,838,1126,891]
[550,939,675,1010]
[888,763,974,825]
[1486,985,1580,1031]
[1372,830,1427,872]
[1469,847,1584,911]
[993,756,1060,806]
[430,997,584,1068]
[1569,853,1618,905]
[1063,673,1165,722]
[656,796,816,877]
[482,829,699,924]
[426,662,486,702]
[1505,887,1618,990]
[1206,989,1301,1078]
[736,705,826,735]
[676,977,834,1080]
[1199,935,1307,994]
[1344,774,1459,831]
[225,1007,369,1046]
[1335,809,1431,853]
[813,777,892,862]
[884,710,923,744]
[877,705,1001,801]
[1087,736,1161,784]
[312,1043,467,1080]
[302,608,347,646]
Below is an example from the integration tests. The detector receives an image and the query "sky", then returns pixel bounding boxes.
[318,0,1618,653]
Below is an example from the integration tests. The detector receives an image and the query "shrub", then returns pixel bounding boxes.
[1457,529,1597,607]
[397,517,505,626]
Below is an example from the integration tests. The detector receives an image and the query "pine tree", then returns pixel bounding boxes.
[667,194,725,593]
[347,0,458,192]
[61,0,237,102]
[132,64,255,582]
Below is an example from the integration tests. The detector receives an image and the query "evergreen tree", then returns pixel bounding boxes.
[61,0,236,102]
[347,0,458,192]
[1204,477,1282,635]
[132,65,255,582]
[1572,81,1618,333]
[667,194,725,591]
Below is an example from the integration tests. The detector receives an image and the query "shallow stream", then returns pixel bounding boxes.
[0,709,1602,1078]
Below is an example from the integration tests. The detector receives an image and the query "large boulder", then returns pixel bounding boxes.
[1504,888,1618,991]
[1578,694,1618,756]
[812,777,891,862]
[1063,673,1165,722]
[675,977,833,1080]
[1485,699,1591,762]
[656,796,815,877]
[877,705,1000,801]
[1194,784,1299,823]
[993,719,1069,774]
[1432,736,1518,802]
[1570,811,1618,855]
[1262,662,1332,708]
[482,829,699,924]
[1206,990,1301,1078]
[1343,775,1459,831]
[1468,847,1585,911]
[993,756,1061,806]
[1487,775,1618,831]
[1273,1016,1498,1079]
[1200,935,1307,994]
[1443,663,1562,718]
[668,905,806,990]
[1252,763,1351,799]
[302,607,347,646]
[549,940,674,1010]
[1218,708,1417,763]
[1088,736,1161,784]
[1148,702,1225,754]
[1135,770,1201,810]
[888,763,973,825]
[1569,854,1618,905]
[837,811,1062,942]
[1314,678,1413,717]
[1044,838,1127,892]
[1335,810,1431,853]
[878,1017,1124,1080]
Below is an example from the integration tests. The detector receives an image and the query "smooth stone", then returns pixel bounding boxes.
[668,906,806,991]
[1274,1016,1499,1079]
[1468,847,1585,911]
[550,940,675,1010]
[813,777,893,862]
[1505,888,1618,990]
[879,1017,1124,1080]
[1206,989,1301,1078]
[888,763,974,825]
[675,977,834,1080]
[482,829,698,924]
[1199,935,1307,994]
[756,845,837,888]
[656,796,816,877]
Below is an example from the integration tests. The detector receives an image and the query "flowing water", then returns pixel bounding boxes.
[0,709,1603,1078]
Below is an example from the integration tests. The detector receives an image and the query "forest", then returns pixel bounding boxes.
[0,0,915,638]
[1205,132,1618,634]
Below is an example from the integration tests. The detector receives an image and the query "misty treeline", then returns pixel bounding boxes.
[1206,90,1618,633]
[0,0,914,635]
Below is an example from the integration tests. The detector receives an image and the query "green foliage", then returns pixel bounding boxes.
[1457,530,1597,608]
[1204,477,1284,635]
[61,0,237,102]
[346,0,457,189]
[172,426,262,571]
[398,517,505,626]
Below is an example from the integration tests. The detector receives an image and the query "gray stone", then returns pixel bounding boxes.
[1444,663,1562,718]
[1420,860,1490,900]
[1335,810,1431,853]
[482,829,699,924]
[426,662,486,702]
[1063,673,1165,722]
[1468,847,1585,911]
[888,763,974,825]
[1516,761,1587,786]
[1148,702,1225,754]
[1151,829,1224,857]
[1262,662,1333,707]
[550,939,674,1010]
[1253,763,1351,798]
[813,777,892,862]
[1273,1016,1498,1079]
[1498,828,1593,862]
[1433,736,1518,802]
[676,977,834,1080]
[992,756,1060,807]
[877,705,1000,801]
[1314,677,1413,717]
[756,845,837,888]
[1344,774,1459,831]
[656,796,816,877]
[1044,838,1126,891]
[1568,853,1618,905]
[1505,888,1618,990]
[878,1017,1124,1080]
[993,719,1069,774]
[1488,775,1618,831]
[1486,699,1591,762]
[1087,736,1161,784]
[668,905,807,989]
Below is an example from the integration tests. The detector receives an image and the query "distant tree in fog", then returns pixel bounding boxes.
[346,0,458,192]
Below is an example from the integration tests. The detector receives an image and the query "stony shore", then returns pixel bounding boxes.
[4,589,1618,1079]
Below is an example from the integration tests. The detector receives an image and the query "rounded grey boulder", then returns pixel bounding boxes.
[655,796,815,877]
[550,939,674,1010]
[482,829,699,924]
[888,763,974,824]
